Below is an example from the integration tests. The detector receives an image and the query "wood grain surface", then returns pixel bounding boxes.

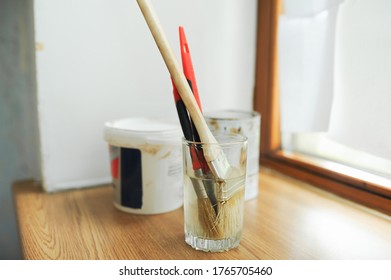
[13,168,391,260]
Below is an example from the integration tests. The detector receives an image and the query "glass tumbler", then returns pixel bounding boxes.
[182,134,247,252]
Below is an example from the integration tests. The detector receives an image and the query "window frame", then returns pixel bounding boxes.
[253,0,391,215]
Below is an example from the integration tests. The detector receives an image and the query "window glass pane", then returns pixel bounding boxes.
[278,0,391,183]
[282,132,391,182]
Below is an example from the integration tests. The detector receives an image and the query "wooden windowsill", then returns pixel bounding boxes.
[13,167,391,260]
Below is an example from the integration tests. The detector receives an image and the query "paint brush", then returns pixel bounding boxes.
[136,0,232,182]
[171,79,220,237]
[178,26,218,211]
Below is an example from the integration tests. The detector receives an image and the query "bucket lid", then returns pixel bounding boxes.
[204,109,260,120]
[104,117,182,147]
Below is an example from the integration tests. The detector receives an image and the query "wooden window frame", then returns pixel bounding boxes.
[253,0,391,215]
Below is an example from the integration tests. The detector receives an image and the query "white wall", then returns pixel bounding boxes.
[34,0,258,192]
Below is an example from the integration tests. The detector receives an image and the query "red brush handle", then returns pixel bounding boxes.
[179,26,202,111]
[179,26,212,174]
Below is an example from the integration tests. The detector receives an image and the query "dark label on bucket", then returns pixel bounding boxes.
[120,148,143,209]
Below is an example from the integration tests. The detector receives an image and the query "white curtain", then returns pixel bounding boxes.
[328,0,391,161]
[279,0,391,161]
[278,0,344,132]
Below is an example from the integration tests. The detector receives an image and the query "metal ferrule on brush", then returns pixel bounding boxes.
[208,151,232,181]
[191,169,208,199]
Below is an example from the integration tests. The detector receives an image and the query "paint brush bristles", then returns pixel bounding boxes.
[190,174,221,238]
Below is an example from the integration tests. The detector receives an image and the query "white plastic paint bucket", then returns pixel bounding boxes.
[103,117,183,214]
[204,110,261,200]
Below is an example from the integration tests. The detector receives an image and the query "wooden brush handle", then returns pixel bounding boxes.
[136,0,220,160]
